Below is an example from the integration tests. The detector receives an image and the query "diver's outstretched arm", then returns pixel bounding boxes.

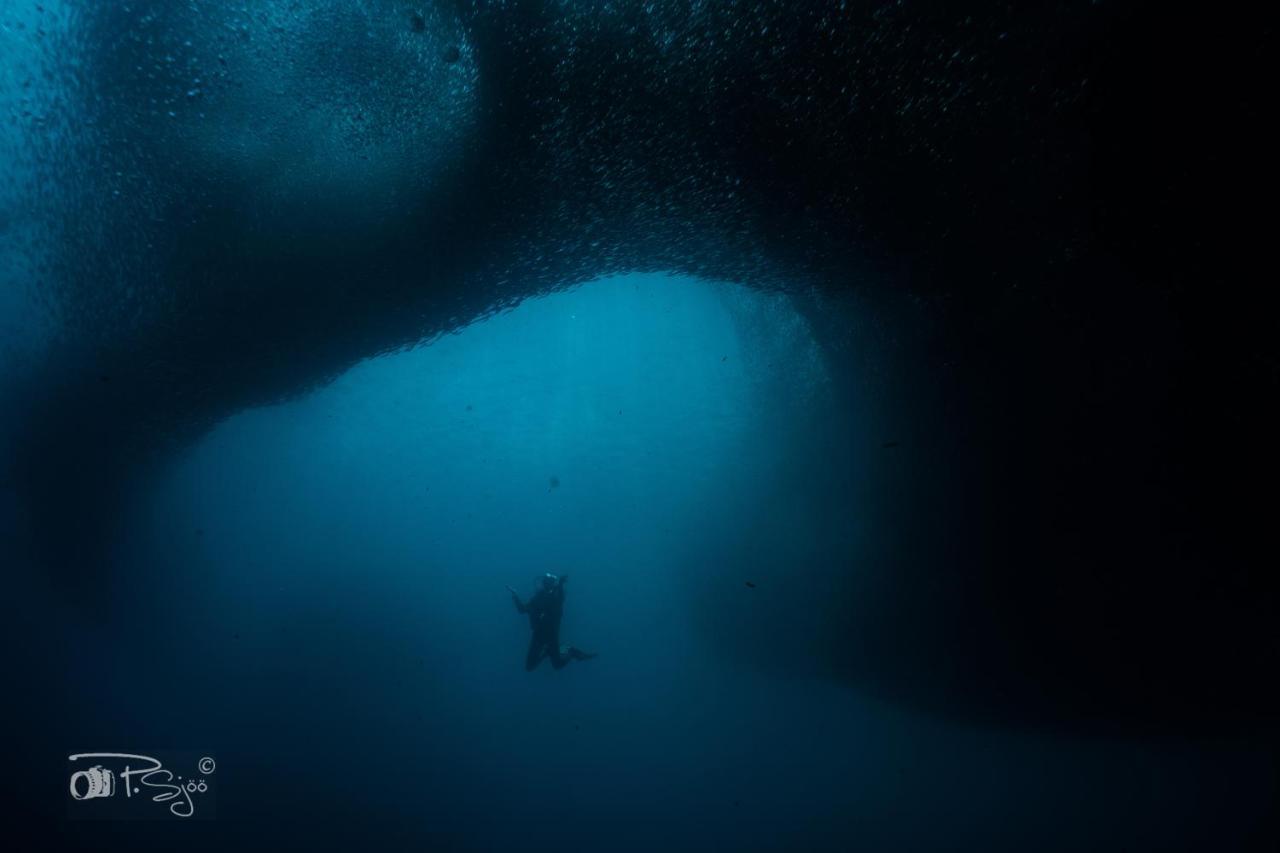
[507,585,528,614]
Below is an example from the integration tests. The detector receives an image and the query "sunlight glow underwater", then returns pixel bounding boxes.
[43,273,1272,851]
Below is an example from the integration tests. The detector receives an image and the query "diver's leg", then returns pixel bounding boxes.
[549,636,569,669]
[550,643,596,669]
[525,636,545,671]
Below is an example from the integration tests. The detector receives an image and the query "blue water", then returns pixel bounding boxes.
[4,2,1275,849]
[11,274,1263,850]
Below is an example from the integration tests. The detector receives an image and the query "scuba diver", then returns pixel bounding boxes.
[507,573,597,671]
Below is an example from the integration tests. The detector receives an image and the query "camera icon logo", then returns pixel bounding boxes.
[69,765,116,800]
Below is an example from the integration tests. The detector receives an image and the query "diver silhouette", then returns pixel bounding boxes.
[507,573,597,671]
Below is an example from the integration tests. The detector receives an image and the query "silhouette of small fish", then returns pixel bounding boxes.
[882,441,900,448]
[744,581,757,588]
[548,475,560,491]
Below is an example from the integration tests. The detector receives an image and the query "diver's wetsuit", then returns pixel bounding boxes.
[512,578,594,671]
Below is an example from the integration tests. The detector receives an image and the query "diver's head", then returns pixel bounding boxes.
[540,573,559,592]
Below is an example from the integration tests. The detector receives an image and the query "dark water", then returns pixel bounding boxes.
[2,2,1276,851]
